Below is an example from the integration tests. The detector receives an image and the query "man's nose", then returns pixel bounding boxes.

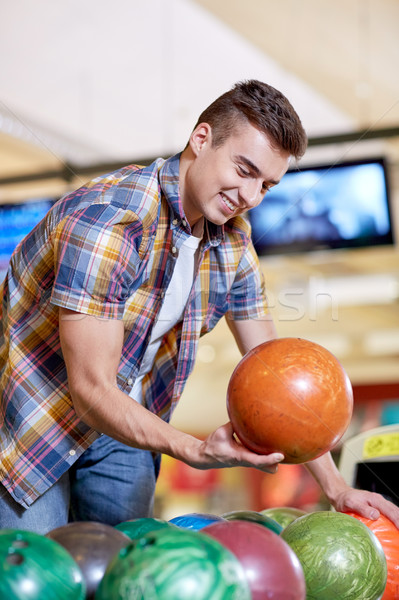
[241,179,264,208]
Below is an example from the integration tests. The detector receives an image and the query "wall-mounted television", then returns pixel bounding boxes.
[0,198,55,281]
[248,157,395,257]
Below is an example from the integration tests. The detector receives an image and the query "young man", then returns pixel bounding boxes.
[1,80,398,533]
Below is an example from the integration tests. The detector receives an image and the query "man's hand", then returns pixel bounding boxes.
[331,486,399,528]
[184,422,285,474]
[306,452,399,528]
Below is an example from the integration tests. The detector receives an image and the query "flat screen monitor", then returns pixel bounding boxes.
[354,461,399,506]
[0,198,55,281]
[248,157,394,256]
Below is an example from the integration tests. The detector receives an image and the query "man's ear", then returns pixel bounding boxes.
[189,122,212,156]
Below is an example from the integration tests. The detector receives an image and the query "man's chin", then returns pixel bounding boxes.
[206,211,235,227]
[207,216,228,227]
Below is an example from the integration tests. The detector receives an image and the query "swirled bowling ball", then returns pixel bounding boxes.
[260,506,307,530]
[115,517,175,540]
[203,519,306,600]
[281,511,387,599]
[47,521,130,600]
[0,529,85,600]
[169,512,226,530]
[346,512,399,600]
[227,337,353,463]
[95,527,251,599]
[221,509,283,535]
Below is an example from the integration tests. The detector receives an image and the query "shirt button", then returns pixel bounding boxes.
[128,378,134,385]
[69,449,76,456]
[172,219,178,225]
[160,291,165,298]
[182,219,187,227]
[171,246,177,254]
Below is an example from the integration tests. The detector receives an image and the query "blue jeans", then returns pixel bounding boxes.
[0,435,161,535]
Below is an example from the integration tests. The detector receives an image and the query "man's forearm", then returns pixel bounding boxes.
[305,451,350,503]
[73,382,286,474]
[73,379,202,463]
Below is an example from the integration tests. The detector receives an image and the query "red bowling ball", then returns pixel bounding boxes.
[227,337,353,463]
[203,519,306,600]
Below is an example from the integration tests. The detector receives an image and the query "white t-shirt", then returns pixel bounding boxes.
[129,231,201,404]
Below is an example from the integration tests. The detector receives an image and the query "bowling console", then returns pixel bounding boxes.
[338,424,399,507]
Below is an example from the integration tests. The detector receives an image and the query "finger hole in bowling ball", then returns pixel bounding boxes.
[139,536,157,547]
[118,545,133,558]
[12,540,29,549]
[6,553,24,566]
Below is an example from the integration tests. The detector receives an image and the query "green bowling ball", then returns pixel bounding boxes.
[281,511,387,600]
[0,529,85,600]
[96,526,251,599]
[222,509,283,535]
[260,506,307,530]
[115,517,175,540]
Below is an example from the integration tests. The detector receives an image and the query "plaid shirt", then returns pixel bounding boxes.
[0,153,268,508]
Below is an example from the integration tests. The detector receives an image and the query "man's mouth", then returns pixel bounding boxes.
[220,193,235,212]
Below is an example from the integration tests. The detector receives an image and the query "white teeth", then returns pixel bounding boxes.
[222,194,234,211]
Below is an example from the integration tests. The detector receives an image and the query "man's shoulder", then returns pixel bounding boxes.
[108,158,166,221]
[56,158,166,225]
[87,158,165,204]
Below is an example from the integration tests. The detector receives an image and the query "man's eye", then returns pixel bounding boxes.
[238,166,250,176]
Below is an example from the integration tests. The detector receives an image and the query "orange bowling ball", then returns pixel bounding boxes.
[227,337,353,464]
[346,512,399,600]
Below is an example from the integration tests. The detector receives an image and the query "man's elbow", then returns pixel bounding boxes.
[68,383,99,428]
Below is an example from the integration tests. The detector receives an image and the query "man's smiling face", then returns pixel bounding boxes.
[182,120,291,227]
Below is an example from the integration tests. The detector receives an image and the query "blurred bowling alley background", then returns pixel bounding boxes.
[1,1,399,520]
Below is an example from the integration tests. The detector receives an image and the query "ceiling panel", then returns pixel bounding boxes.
[194,0,399,128]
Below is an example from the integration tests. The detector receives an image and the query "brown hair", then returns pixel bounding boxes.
[192,80,307,160]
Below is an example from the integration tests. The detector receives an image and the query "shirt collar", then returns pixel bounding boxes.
[159,153,224,246]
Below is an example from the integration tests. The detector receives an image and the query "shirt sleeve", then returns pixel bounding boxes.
[226,239,269,320]
[50,203,143,319]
